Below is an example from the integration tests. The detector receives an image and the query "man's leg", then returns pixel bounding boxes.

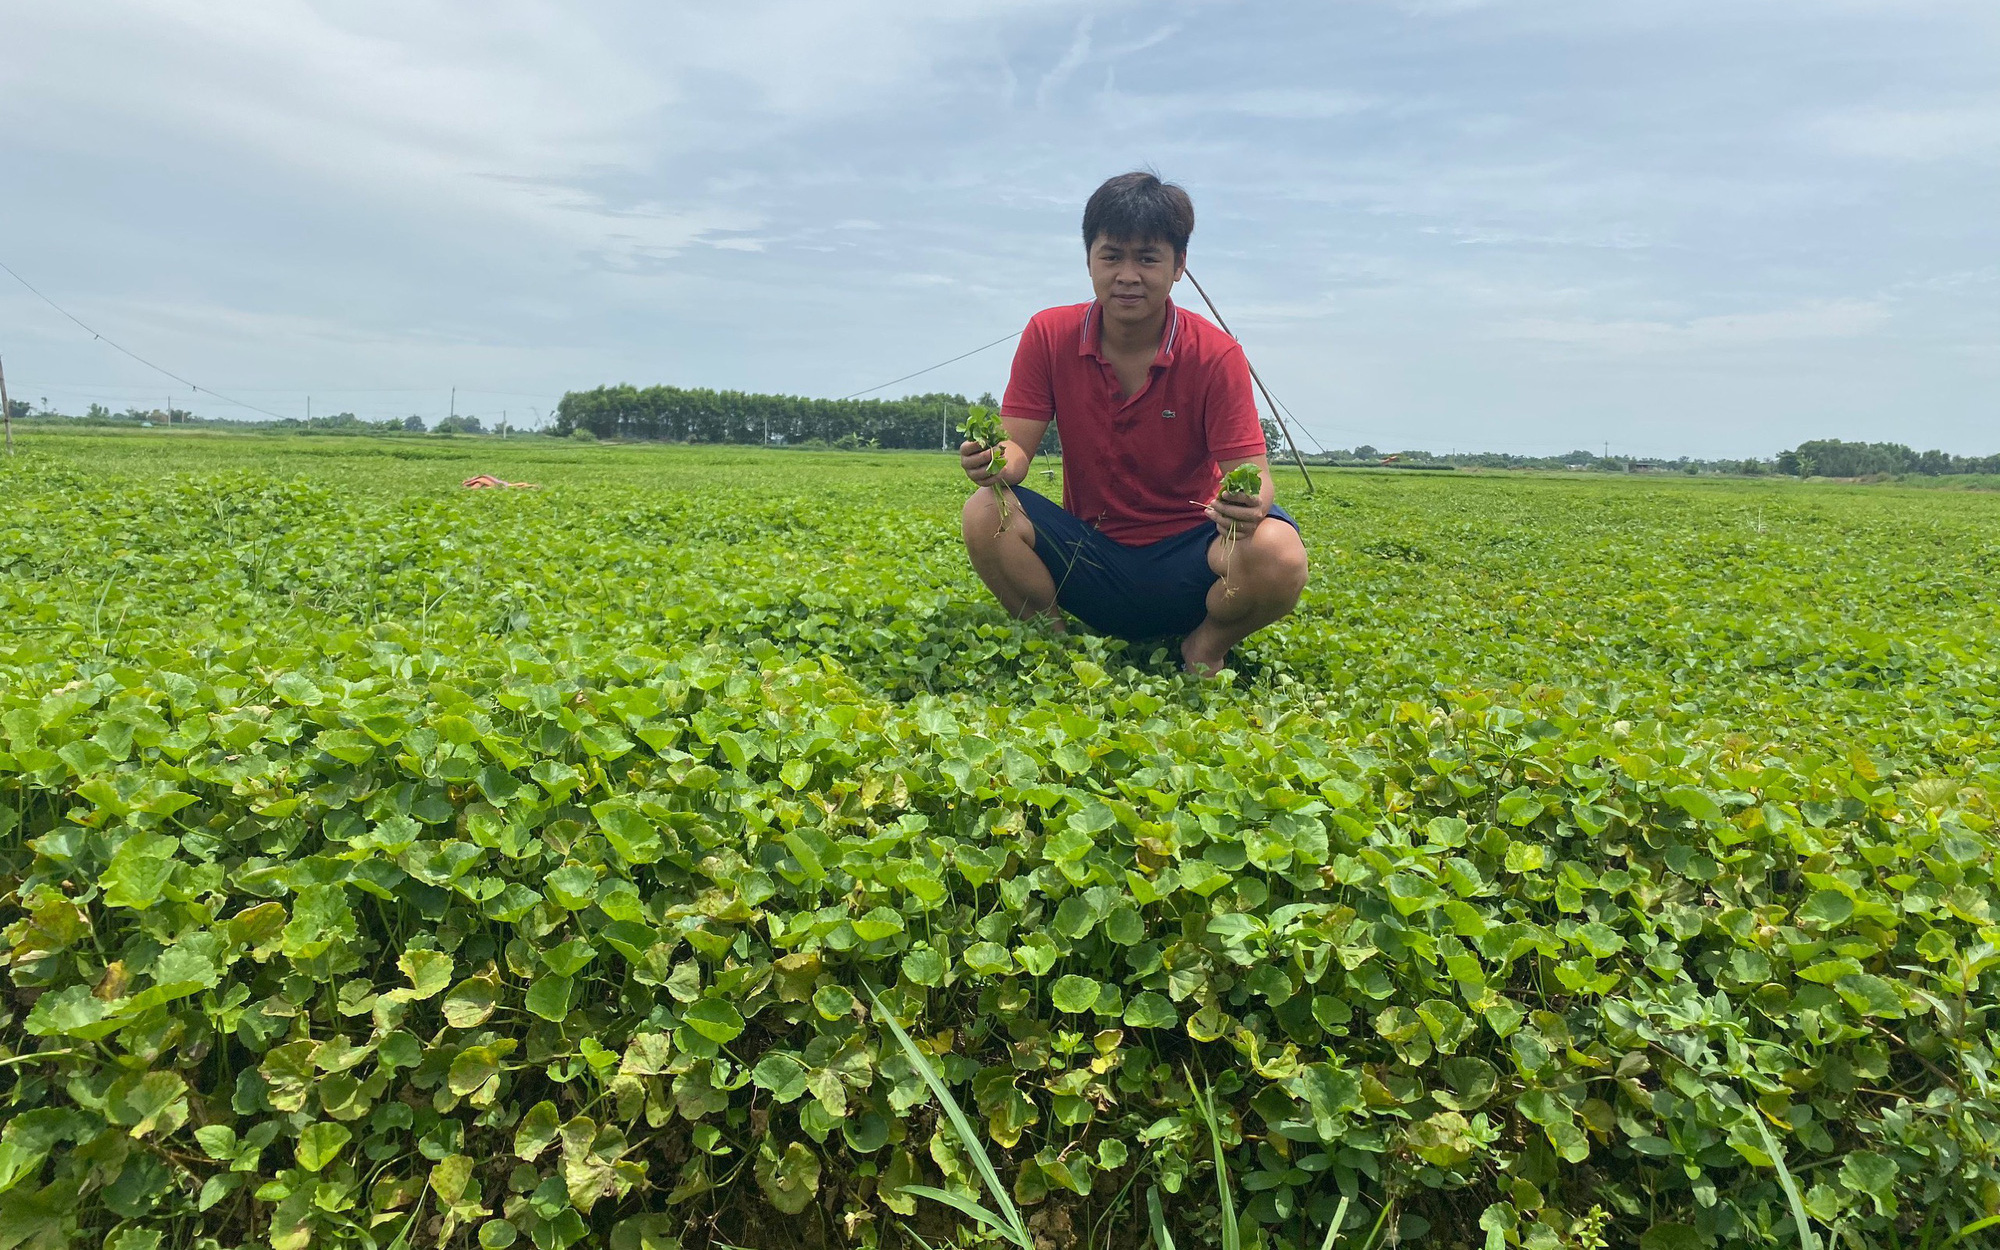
[962,488,1063,624]
[1181,518,1309,674]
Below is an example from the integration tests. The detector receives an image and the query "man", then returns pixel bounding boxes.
[961,171,1309,675]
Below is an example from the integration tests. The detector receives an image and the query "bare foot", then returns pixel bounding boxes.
[1180,634,1228,677]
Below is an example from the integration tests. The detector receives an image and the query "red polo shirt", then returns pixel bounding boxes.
[1000,299,1266,546]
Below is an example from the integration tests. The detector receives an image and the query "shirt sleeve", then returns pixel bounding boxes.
[1205,342,1266,461]
[1000,314,1056,422]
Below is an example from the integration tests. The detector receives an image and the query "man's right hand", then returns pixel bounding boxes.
[961,440,1003,487]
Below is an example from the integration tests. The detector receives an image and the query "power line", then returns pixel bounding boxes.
[0,258,292,421]
[840,330,1021,400]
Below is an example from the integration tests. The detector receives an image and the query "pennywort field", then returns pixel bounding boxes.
[1,432,1997,1250]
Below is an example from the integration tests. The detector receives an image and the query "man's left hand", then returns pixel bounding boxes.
[1207,490,1268,540]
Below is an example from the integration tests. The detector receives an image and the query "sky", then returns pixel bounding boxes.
[1,0,1995,459]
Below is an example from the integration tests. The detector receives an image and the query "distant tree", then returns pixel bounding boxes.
[434,415,485,435]
[977,392,998,408]
[1353,444,1379,459]
[87,404,113,421]
[403,415,426,432]
[3,400,26,421]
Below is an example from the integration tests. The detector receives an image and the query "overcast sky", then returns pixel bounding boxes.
[2,0,1995,458]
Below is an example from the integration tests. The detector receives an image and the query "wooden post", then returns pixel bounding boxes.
[1183,270,1315,494]
[0,353,11,455]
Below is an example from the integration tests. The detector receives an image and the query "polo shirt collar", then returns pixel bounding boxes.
[1079,298,1182,368]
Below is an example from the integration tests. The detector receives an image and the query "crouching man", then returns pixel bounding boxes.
[961,171,1309,675]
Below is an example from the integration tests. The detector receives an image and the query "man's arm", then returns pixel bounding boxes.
[961,415,1049,489]
[1207,453,1274,538]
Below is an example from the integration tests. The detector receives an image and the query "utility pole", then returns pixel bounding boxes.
[0,353,12,455]
[450,388,456,425]
[307,395,312,423]
[502,409,509,439]
[1182,270,1314,493]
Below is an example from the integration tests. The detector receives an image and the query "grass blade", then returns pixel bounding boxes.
[1751,1108,1821,1250]
[869,988,1033,1250]
[900,1185,1018,1240]
[1945,1214,2000,1247]
[1148,1186,1178,1250]
[1318,1196,1352,1250]
[1188,1071,1240,1250]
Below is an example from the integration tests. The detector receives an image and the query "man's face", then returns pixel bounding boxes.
[1087,234,1184,332]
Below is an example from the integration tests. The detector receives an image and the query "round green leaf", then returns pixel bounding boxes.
[1050,974,1103,1014]
[295,1121,351,1173]
[1123,991,1179,1029]
[683,997,746,1043]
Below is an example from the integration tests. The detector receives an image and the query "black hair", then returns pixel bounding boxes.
[1082,171,1194,260]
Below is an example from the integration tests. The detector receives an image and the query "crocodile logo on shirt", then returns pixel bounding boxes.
[1161,409,1176,419]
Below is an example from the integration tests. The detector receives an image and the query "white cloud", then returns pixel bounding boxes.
[1811,103,2000,161]
[1037,16,1098,108]
[1503,300,1892,353]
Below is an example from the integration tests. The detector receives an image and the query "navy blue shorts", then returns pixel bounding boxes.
[1012,486,1300,641]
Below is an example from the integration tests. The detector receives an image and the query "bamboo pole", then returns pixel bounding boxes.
[0,353,12,455]
[1183,270,1314,494]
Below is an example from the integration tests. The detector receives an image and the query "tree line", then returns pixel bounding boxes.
[1775,439,2000,478]
[552,385,1005,450]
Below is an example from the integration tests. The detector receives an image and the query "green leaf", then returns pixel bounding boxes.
[540,938,597,977]
[1294,1063,1363,1141]
[444,973,499,1029]
[1498,788,1544,826]
[752,1053,810,1102]
[852,906,905,942]
[524,974,574,1022]
[449,1045,504,1096]
[272,672,324,707]
[1050,975,1103,1014]
[1639,1224,1701,1250]
[515,1101,561,1160]
[1834,973,1905,1018]
[398,948,454,1000]
[1124,992,1179,1029]
[592,799,663,864]
[100,832,179,910]
[683,997,746,1043]
[1840,1151,1898,1214]
[1797,889,1856,929]
[1665,786,1724,822]
[902,946,946,987]
[112,1070,188,1138]
[754,1140,822,1215]
[545,865,598,911]
[294,1122,351,1172]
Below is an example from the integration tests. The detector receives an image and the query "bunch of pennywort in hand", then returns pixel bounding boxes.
[963,405,1013,533]
[1215,461,1263,598]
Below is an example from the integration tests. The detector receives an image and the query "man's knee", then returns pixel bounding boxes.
[961,488,1033,548]
[1239,520,1309,603]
